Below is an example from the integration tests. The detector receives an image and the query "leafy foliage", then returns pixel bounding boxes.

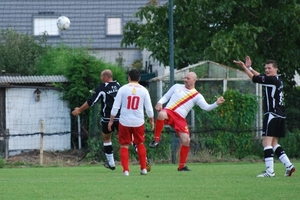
[280,130,300,158]
[285,87,300,131]
[122,0,300,91]
[0,29,48,75]
[0,158,5,168]
[193,90,259,158]
[36,45,127,117]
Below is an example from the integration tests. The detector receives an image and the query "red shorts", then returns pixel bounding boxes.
[164,109,189,135]
[118,122,145,145]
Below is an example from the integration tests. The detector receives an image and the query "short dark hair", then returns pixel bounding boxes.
[266,60,278,68]
[128,69,140,81]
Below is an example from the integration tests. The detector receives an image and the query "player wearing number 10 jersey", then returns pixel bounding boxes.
[108,69,154,176]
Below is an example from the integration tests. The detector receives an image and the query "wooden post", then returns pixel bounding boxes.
[40,120,44,166]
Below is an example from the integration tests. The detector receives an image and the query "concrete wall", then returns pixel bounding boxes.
[6,87,70,155]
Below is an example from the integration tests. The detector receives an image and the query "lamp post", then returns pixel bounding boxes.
[169,0,174,86]
[168,0,177,164]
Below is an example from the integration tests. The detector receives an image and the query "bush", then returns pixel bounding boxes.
[0,29,47,75]
[279,130,300,158]
[0,158,5,168]
[193,90,259,159]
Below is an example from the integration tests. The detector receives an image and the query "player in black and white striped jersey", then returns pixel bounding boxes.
[72,69,120,170]
[234,56,295,177]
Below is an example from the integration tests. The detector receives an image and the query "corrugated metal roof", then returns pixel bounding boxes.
[0,75,68,84]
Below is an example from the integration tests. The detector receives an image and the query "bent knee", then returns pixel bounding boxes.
[157,111,168,120]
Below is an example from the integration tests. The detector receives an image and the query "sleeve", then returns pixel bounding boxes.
[252,74,278,85]
[87,85,102,106]
[144,89,154,118]
[110,88,122,116]
[158,84,177,104]
[196,93,218,111]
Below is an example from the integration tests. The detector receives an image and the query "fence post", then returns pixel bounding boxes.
[40,120,44,166]
[170,128,179,164]
[5,129,9,159]
[77,116,81,149]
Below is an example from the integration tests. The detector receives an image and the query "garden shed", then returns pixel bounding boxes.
[148,60,263,137]
[0,75,71,156]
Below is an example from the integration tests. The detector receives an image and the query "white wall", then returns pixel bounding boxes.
[90,49,142,70]
[6,88,71,155]
[142,49,168,77]
[91,49,169,77]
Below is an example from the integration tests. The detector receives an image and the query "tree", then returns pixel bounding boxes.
[0,29,47,75]
[122,0,300,89]
[36,44,127,119]
[36,45,127,153]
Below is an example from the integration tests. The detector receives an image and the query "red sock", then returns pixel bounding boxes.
[120,147,129,172]
[178,145,190,169]
[154,119,165,142]
[137,144,147,170]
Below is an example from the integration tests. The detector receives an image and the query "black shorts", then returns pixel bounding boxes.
[101,121,119,134]
[262,113,286,137]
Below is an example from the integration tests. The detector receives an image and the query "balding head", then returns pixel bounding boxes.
[187,72,197,81]
[100,69,113,83]
[101,69,113,78]
[184,72,197,89]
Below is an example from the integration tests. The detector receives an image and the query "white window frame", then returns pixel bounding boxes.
[106,17,122,36]
[33,17,59,36]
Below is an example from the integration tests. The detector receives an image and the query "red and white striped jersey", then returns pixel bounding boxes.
[158,84,218,118]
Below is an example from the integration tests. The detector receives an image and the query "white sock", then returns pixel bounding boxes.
[104,142,115,166]
[265,157,274,173]
[273,144,292,168]
[279,154,292,168]
[105,153,115,166]
[264,146,274,173]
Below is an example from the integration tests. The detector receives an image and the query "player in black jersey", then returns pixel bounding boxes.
[234,56,295,177]
[72,69,121,170]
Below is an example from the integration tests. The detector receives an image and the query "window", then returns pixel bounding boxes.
[106,17,122,35]
[33,17,59,36]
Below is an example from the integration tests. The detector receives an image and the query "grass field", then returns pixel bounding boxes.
[0,161,299,200]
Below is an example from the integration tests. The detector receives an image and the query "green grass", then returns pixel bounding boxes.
[0,161,299,200]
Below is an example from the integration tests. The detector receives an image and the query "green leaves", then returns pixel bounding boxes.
[122,0,300,90]
[0,29,47,75]
[36,45,127,143]
[194,89,259,158]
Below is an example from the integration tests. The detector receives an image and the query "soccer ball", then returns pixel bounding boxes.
[57,16,70,30]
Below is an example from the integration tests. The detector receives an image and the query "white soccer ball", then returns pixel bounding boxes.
[57,16,71,30]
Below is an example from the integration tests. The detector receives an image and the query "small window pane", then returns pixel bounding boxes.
[107,18,121,35]
[34,18,58,36]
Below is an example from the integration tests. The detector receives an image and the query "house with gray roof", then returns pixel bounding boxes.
[0,1,171,156]
[0,0,167,74]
